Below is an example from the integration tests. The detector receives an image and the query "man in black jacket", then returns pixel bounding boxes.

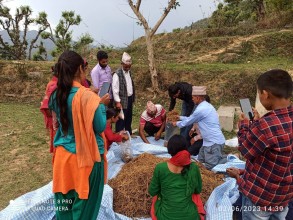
[168,82,194,140]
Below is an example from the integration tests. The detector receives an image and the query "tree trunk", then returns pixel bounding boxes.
[256,0,266,21]
[145,33,160,94]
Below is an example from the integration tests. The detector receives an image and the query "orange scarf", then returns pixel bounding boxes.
[53,81,108,199]
[72,81,108,182]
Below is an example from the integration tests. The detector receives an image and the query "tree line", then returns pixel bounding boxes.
[209,0,293,28]
[0,0,93,60]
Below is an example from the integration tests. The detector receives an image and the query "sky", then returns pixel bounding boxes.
[3,0,220,47]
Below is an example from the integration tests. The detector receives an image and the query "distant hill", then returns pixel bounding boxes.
[0,30,55,60]
[183,18,210,30]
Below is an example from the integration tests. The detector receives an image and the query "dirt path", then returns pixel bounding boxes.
[195,29,291,62]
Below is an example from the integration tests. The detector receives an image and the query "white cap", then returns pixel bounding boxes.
[121,52,132,65]
[192,86,207,96]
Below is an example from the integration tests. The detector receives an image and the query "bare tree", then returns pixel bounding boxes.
[127,0,180,94]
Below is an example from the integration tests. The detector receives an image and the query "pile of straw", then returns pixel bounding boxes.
[108,153,224,218]
[166,110,179,122]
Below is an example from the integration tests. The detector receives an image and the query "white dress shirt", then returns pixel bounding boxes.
[112,70,133,103]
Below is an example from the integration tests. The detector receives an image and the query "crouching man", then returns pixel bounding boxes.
[139,101,166,144]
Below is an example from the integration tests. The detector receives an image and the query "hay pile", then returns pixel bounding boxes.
[166,110,179,121]
[108,153,224,218]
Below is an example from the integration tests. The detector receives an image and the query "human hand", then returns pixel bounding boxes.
[92,87,99,93]
[100,93,110,105]
[154,132,161,141]
[226,167,240,179]
[252,107,260,120]
[122,134,129,141]
[239,112,248,121]
[189,129,195,137]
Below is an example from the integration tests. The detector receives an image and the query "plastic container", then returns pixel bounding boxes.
[120,131,133,163]
[164,122,180,147]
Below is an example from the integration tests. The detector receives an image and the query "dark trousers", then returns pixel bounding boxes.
[233,193,243,220]
[180,101,196,141]
[286,200,293,220]
[187,139,203,156]
[115,96,133,134]
[144,121,161,136]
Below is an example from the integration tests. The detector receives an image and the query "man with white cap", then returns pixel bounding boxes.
[112,52,135,134]
[139,101,166,144]
[172,86,227,170]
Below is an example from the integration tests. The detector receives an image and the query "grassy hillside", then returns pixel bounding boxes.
[124,29,293,105]
[1,28,292,105]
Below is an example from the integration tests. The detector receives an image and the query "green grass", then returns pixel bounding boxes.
[160,56,293,72]
[0,102,52,210]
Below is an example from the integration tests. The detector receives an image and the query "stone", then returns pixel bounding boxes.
[217,106,235,132]
[27,71,43,78]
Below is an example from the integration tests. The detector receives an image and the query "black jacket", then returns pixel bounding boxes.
[169,82,194,116]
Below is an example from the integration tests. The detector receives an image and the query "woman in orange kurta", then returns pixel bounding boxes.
[49,51,110,220]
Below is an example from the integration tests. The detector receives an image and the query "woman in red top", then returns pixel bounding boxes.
[40,64,58,154]
[105,108,129,150]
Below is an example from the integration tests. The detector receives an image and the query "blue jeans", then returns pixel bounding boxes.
[242,195,289,220]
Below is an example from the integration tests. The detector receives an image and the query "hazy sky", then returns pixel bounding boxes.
[3,0,220,47]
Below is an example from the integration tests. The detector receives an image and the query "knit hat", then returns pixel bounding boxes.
[192,86,207,96]
[121,52,132,65]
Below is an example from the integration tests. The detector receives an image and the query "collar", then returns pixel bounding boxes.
[122,69,130,74]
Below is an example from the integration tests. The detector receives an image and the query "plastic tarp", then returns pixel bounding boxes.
[0,137,169,220]
[0,137,241,220]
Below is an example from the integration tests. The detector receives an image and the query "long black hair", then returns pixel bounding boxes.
[56,50,84,135]
[106,108,120,120]
[167,134,190,175]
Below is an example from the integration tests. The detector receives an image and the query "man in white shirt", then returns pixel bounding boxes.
[112,52,135,134]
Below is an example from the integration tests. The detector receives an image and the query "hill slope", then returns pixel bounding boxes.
[0,28,292,106]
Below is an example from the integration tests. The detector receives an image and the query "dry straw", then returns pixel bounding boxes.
[108,153,224,218]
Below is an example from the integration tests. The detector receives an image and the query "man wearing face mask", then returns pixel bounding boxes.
[91,50,113,105]
[112,52,135,134]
